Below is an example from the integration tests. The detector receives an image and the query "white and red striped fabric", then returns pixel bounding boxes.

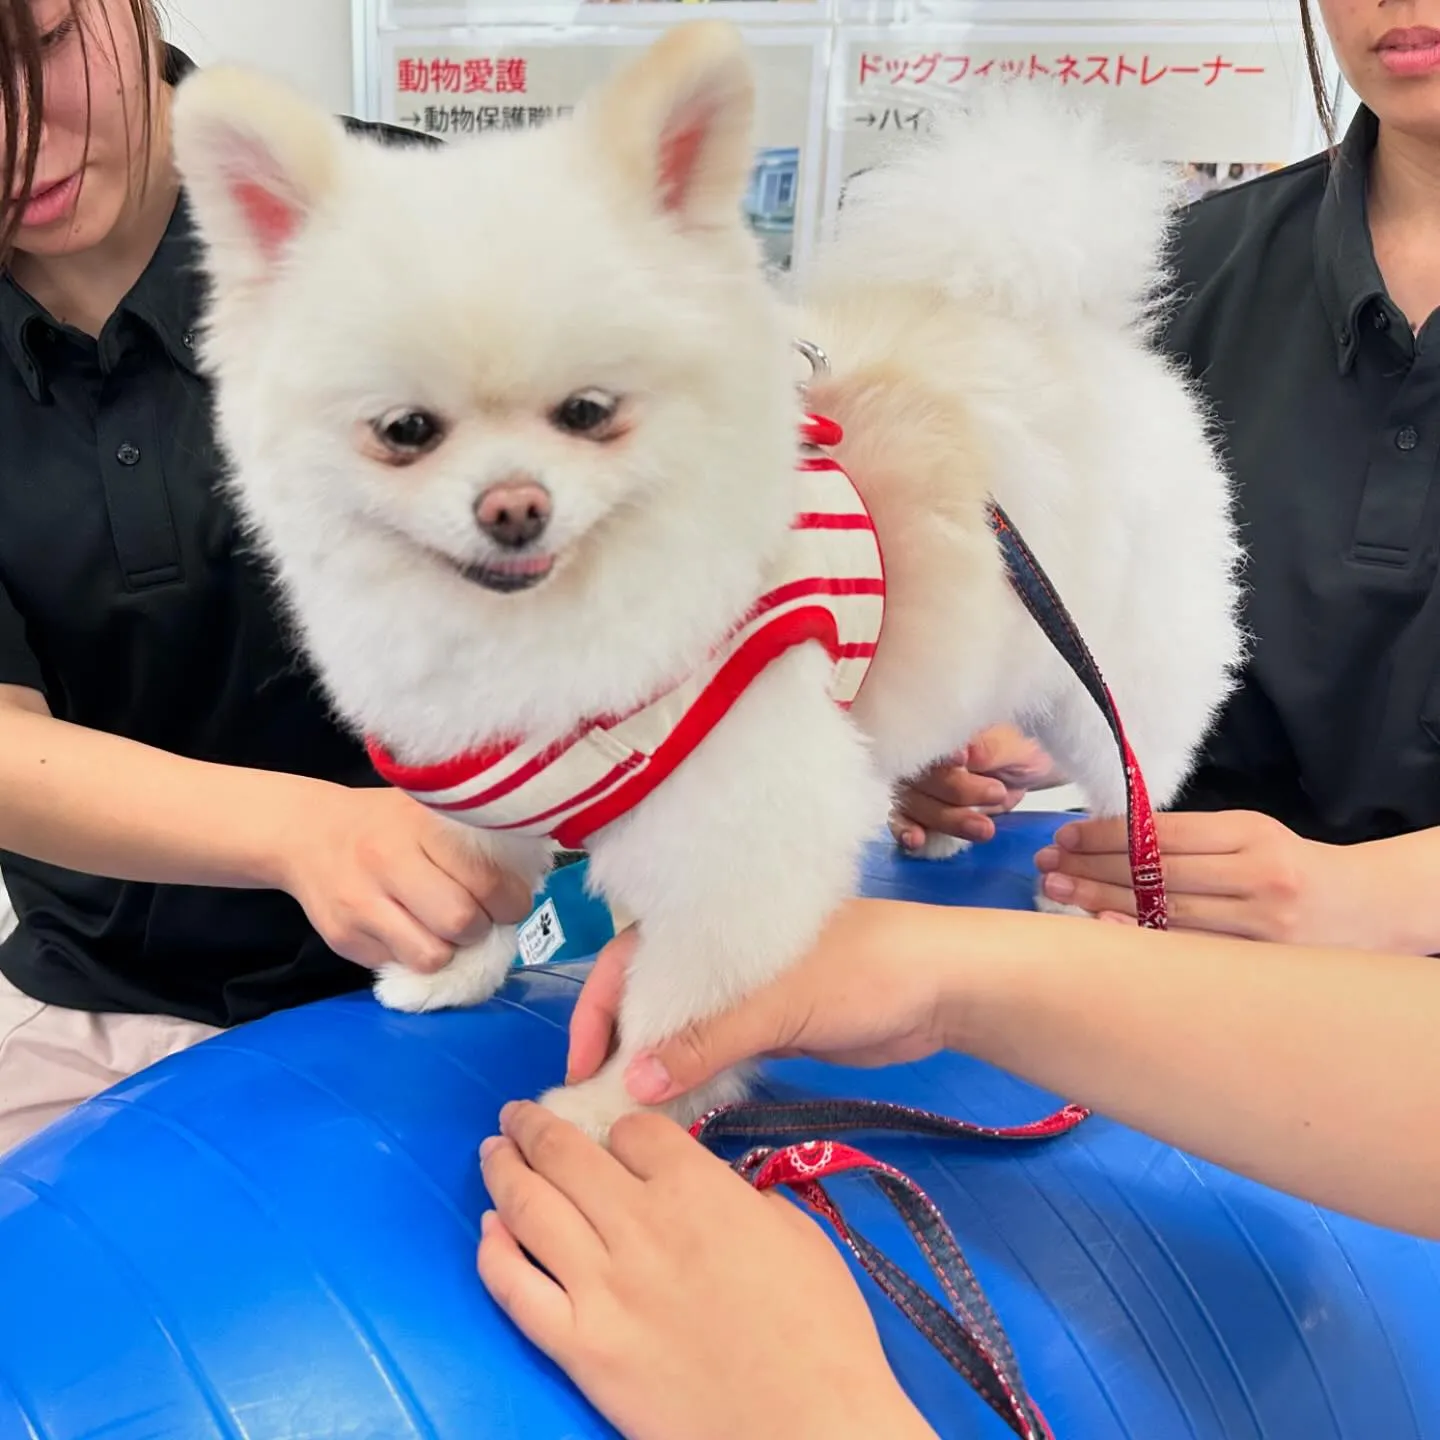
[367,415,885,849]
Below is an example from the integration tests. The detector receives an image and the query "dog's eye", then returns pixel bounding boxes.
[373,408,445,457]
[552,390,619,438]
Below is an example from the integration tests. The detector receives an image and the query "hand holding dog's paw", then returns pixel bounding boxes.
[892,725,1059,853]
[539,1062,752,1145]
[538,1073,636,1144]
[374,927,519,1013]
[277,785,534,976]
[907,831,972,862]
[477,1100,935,1440]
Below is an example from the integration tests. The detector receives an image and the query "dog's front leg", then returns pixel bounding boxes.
[374,828,554,1013]
[539,646,890,1142]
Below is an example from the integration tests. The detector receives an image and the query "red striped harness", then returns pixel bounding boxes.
[367,416,884,849]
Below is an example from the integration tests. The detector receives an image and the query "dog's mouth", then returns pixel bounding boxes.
[453,551,557,594]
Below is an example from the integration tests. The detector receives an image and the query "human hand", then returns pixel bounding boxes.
[477,1101,935,1440]
[891,725,1058,850]
[567,901,956,1102]
[565,923,634,1085]
[1035,809,1370,946]
[276,784,534,973]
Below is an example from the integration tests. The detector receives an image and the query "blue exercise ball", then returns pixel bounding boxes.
[0,814,1436,1439]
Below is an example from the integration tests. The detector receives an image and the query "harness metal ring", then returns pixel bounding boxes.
[794,338,831,384]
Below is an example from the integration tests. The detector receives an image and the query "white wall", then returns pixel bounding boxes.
[161,0,355,114]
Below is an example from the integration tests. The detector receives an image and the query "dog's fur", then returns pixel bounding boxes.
[172,23,1241,1138]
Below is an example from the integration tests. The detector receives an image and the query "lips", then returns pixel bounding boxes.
[1376,27,1440,75]
[19,172,82,229]
[456,552,557,594]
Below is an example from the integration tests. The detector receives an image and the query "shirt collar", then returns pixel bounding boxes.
[0,45,202,401]
[1314,106,1386,375]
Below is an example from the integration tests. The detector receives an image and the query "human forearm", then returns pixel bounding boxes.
[947,908,1440,1235]
[1349,827,1440,954]
[0,697,327,890]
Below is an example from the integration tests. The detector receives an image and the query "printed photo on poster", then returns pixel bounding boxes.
[382,29,826,272]
[1177,160,1284,201]
[824,31,1319,217]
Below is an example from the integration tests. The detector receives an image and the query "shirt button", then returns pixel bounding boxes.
[1374,308,1391,331]
[1396,426,1419,452]
[115,442,141,466]
[182,330,195,349]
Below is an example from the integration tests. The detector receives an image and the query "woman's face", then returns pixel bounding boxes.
[6,0,157,258]
[1319,0,1440,137]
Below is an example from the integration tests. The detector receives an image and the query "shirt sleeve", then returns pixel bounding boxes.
[0,575,44,692]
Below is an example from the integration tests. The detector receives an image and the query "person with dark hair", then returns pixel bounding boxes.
[0,0,527,1153]
[895,0,1440,958]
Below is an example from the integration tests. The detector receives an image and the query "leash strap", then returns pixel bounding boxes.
[985,501,1167,929]
[692,1099,1086,1438]
[676,421,1169,1427]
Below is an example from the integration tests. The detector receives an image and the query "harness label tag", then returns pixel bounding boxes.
[516,898,566,968]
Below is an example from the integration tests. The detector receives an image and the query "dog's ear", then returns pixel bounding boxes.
[172,66,343,289]
[587,20,755,233]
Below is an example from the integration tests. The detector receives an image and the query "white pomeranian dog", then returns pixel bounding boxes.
[172,21,1240,1138]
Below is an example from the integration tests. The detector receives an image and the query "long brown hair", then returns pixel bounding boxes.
[0,0,159,258]
[1299,0,1338,144]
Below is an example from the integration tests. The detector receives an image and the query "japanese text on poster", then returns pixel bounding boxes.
[827,33,1313,216]
[382,31,826,272]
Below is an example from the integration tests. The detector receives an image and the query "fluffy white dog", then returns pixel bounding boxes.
[172,21,1241,1138]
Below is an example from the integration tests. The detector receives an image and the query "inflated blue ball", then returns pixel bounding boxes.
[1,815,1435,1439]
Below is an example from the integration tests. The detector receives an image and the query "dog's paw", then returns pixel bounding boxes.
[908,831,971,862]
[1032,883,1091,920]
[374,927,517,1013]
[538,1070,637,1144]
[539,1065,754,1145]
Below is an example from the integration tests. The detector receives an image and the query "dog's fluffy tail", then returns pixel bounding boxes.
[812,82,1179,334]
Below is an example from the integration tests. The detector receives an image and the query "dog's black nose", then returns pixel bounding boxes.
[474,481,551,550]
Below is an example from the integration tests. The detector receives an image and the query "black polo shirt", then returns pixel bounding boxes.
[1165,107,1440,845]
[0,51,427,1025]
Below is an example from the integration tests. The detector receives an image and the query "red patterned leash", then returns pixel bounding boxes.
[676,399,1170,1431]
[803,402,1165,927]
[691,1099,1089,1439]
[984,501,1167,930]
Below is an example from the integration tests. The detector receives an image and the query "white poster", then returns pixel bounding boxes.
[358,2,1331,266]
[826,25,1322,216]
[379,26,829,273]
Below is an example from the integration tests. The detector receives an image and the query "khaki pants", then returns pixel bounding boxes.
[0,969,220,1157]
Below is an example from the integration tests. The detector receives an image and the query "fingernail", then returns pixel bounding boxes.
[625,1053,673,1103]
[1035,846,1058,872]
[479,1135,502,1161]
[1044,873,1075,901]
[1055,824,1078,849]
[498,1101,519,1129]
[480,1209,497,1235]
